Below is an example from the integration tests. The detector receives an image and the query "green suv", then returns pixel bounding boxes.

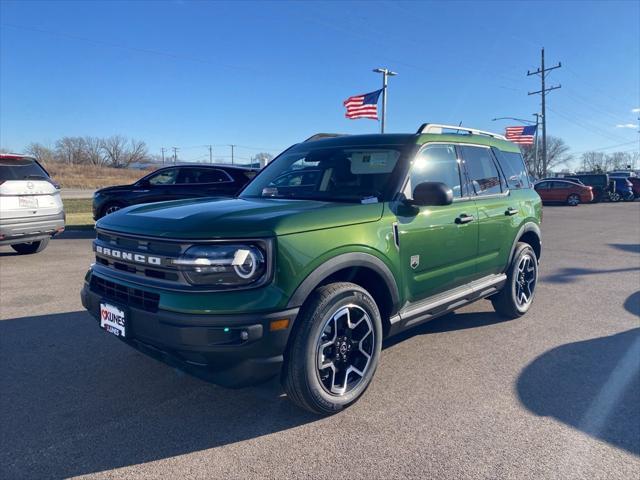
[81,124,542,415]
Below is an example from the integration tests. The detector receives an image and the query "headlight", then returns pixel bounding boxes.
[173,243,268,287]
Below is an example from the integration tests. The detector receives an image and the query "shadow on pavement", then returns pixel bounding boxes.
[383,310,510,349]
[609,243,640,254]
[0,311,317,479]
[517,325,640,456]
[543,266,640,284]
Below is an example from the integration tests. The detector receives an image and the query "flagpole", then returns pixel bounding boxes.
[373,68,397,133]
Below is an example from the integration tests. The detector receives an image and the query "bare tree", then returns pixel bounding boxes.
[522,136,572,178]
[55,137,87,164]
[123,139,148,167]
[25,143,56,163]
[101,135,128,168]
[83,136,108,166]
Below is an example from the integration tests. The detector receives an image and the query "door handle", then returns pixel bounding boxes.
[505,207,519,216]
[455,214,475,224]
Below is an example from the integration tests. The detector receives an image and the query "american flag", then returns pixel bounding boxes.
[343,89,383,120]
[505,125,537,145]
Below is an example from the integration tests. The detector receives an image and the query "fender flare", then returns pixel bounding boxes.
[286,252,400,312]
[508,222,542,267]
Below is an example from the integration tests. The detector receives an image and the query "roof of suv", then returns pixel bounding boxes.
[301,132,520,153]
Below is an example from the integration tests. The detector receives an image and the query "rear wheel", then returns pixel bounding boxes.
[11,238,50,255]
[567,194,580,206]
[610,192,622,202]
[282,282,382,415]
[491,243,538,319]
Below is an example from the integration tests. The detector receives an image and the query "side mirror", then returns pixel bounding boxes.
[136,179,150,187]
[411,182,453,206]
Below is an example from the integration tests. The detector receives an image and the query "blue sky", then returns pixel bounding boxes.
[1,0,638,167]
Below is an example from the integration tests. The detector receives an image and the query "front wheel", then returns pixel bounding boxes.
[567,194,580,206]
[282,282,382,415]
[491,243,538,319]
[11,238,50,255]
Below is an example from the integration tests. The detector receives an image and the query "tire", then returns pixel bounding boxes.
[491,242,538,319]
[282,282,383,415]
[101,202,124,217]
[610,192,622,202]
[11,237,50,255]
[567,194,580,206]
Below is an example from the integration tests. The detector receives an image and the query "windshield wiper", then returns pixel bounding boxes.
[23,174,47,180]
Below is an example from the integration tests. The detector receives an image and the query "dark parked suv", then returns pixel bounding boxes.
[93,164,257,219]
[82,124,542,414]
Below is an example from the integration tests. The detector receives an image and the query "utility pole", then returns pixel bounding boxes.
[172,147,178,164]
[230,144,235,165]
[533,113,541,174]
[161,147,166,165]
[528,48,561,176]
[372,68,398,133]
[208,145,213,164]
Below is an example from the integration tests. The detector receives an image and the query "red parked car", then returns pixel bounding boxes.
[534,179,594,206]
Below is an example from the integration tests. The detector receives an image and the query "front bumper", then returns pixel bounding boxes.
[0,211,65,245]
[81,278,299,387]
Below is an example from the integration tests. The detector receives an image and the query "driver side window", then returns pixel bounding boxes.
[406,144,462,199]
[148,168,178,186]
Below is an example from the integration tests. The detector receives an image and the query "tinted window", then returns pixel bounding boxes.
[148,169,178,185]
[0,157,49,181]
[493,148,530,189]
[407,144,463,198]
[551,181,569,189]
[177,168,232,184]
[535,181,549,189]
[461,146,503,196]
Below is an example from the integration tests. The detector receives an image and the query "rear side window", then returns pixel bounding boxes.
[492,148,530,189]
[460,146,503,196]
[0,157,49,181]
[177,168,232,184]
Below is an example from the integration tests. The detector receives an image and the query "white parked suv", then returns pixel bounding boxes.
[0,154,65,254]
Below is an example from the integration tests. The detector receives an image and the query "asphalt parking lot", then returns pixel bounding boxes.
[1,203,639,480]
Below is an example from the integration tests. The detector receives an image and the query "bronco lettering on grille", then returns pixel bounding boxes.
[96,245,162,265]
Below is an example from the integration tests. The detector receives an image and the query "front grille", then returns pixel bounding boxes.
[94,229,187,285]
[90,275,160,312]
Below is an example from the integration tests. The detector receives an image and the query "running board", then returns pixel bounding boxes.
[388,274,506,336]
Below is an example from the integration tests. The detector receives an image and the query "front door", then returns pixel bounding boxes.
[395,143,479,303]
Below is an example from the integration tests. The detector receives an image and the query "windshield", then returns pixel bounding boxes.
[0,157,49,181]
[240,145,405,202]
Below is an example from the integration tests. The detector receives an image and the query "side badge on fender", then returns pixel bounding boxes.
[410,255,420,269]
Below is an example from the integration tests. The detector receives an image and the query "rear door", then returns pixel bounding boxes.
[0,157,63,220]
[396,143,479,301]
[459,145,514,278]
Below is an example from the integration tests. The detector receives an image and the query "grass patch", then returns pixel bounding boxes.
[63,198,95,229]
[43,163,152,190]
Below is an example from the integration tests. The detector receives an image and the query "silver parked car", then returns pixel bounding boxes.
[0,154,65,254]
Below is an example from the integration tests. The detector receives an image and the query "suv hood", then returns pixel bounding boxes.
[96,197,384,238]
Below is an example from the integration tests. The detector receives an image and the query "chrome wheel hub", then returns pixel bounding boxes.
[316,304,374,396]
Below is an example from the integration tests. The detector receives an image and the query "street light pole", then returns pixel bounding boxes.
[373,68,397,133]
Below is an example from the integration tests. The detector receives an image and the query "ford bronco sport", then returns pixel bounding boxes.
[81,124,542,415]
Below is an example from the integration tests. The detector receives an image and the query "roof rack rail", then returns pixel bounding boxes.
[417,123,506,140]
[303,133,347,142]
